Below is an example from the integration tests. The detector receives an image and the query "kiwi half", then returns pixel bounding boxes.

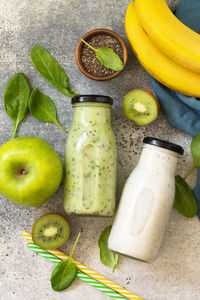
[32,214,70,249]
[123,89,159,125]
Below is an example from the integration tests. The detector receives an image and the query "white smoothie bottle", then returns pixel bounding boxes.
[108,137,184,262]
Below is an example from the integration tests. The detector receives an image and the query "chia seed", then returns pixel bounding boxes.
[81,33,124,78]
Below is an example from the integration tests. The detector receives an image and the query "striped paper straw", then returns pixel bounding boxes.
[22,230,143,300]
[27,242,126,299]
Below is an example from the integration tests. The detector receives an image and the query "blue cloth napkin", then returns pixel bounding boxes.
[148,0,200,218]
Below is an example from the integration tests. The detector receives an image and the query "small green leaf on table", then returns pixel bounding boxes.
[81,39,124,72]
[190,133,200,173]
[51,232,81,291]
[31,46,78,98]
[98,226,119,272]
[184,133,200,179]
[174,175,197,218]
[4,73,31,139]
[191,133,200,166]
[28,88,67,133]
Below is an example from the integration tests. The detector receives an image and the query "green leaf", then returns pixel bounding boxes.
[51,232,81,291]
[81,39,124,72]
[98,226,119,272]
[4,73,31,139]
[96,47,124,72]
[191,133,200,167]
[174,175,197,218]
[184,133,200,179]
[28,88,67,133]
[31,46,78,98]
[51,259,77,291]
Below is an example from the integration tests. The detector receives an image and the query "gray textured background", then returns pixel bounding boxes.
[1,0,200,299]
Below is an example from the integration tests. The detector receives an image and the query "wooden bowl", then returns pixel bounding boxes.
[75,28,128,81]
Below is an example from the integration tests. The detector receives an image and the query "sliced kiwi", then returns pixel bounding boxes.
[123,89,159,125]
[32,214,70,249]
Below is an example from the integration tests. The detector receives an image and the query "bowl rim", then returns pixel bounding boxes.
[75,28,128,81]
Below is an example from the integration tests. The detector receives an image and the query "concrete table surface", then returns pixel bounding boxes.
[1,0,200,299]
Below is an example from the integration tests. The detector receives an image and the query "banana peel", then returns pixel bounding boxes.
[135,0,200,74]
[125,2,200,97]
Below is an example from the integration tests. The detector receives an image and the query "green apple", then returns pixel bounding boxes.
[0,137,63,206]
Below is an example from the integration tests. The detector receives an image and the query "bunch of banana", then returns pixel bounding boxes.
[125,1,200,97]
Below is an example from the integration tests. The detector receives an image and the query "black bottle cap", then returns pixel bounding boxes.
[71,95,113,105]
[143,137,184,155]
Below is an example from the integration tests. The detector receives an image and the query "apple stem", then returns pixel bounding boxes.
[21,169,28,175]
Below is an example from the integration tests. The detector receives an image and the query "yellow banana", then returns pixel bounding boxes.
[125,1,200,97]
[135,0,200,74]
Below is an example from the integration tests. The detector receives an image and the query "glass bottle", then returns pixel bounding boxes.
[64,95,117,216]
[108,137,184,262]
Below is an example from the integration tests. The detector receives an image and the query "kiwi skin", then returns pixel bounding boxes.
[32,213,70,249]
[123,89,159,125]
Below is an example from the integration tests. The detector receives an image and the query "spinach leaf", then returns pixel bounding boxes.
[51,232,81,291]
[191,133,200,167]
[28,88,67,133]
[31,46,77,97]
[174,175,197,218]
[96,47,124,72]
[4,73,30,139]
[81,39,124,72]
[184,133,200,179]
[51,259,77,291]
[98,226,119,272]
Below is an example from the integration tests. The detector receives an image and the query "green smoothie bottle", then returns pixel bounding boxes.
[64,95,117,216]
